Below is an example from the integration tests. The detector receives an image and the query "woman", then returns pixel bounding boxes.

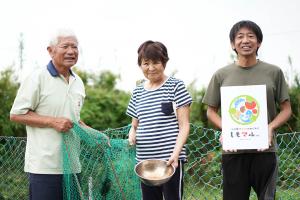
[126,40,192,200]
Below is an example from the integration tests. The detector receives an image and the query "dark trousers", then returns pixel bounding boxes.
[29,173,82,200]
[222,153,277,200]
[141,160,184,200]
[29,173,63,200]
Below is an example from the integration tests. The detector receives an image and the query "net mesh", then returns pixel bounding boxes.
[62,122,141,200]
[0,124,299,200]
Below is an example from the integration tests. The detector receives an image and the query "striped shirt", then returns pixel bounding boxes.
[126,77,192,162]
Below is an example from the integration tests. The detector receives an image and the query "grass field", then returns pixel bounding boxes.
[184,183,300,200]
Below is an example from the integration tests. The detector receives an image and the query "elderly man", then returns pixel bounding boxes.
[10,29,85,200]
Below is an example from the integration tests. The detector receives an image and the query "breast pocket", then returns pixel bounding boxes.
[69,92,85,119]
[161,102,174,115]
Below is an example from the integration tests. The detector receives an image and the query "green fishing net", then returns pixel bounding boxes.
[62,122,141,200]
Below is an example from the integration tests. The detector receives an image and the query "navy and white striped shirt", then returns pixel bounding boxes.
[126,77,192,162]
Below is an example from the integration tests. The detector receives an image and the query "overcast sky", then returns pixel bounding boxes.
[1,0,300,91]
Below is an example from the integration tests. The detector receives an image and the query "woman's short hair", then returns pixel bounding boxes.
[137,40,169,67]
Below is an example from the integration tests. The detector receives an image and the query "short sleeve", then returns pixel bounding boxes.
[174,80,192,108]
[126,88,138,119]
[202,72,221,107]
[10,74,40,115]
[275,69,290,103]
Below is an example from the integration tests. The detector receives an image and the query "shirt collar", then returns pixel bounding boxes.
[47,60,74,77]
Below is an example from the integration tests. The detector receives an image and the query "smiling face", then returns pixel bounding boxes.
[231,27,261,58]
[48,36,79,70]
[140,59,165,83]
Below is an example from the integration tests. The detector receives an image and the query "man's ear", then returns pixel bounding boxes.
[257,42,261,48]
[230,42,235,50]
[47,46,53,58]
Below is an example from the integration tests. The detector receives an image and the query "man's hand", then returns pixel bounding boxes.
[79,120,89,128]
[207,106,236,152]
[50,117,73,133]
[219,133,223,145]
[219,133,237,152]
[257,125,273,152]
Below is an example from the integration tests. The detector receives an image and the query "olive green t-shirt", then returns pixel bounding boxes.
[203,60,290,154]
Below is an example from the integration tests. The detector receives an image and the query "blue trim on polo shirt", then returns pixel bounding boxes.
[47,61,74,77]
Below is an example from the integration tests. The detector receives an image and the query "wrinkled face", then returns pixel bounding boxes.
[48,36,78,69]
[231,27,261,57]
[140,59,165,82]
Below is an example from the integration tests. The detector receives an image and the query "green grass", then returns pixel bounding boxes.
[184,183,300,200]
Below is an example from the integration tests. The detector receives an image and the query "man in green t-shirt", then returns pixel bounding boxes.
[203,20,292,200]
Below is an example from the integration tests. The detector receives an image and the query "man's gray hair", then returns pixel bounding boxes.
[48,29,78,46]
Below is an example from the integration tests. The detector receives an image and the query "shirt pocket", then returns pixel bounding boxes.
[161,101,174,115]
[69,91,85,119]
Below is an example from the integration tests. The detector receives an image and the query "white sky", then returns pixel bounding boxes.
[1,0,300,91]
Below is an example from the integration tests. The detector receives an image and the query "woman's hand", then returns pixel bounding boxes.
[167,153,179,168]
[128,118,139,145]
[128,126,136,145]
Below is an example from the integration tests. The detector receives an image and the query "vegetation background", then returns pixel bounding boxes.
[0,44,299,199]
[1,64,299,137]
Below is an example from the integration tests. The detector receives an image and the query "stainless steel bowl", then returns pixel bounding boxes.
[134,159,175,186]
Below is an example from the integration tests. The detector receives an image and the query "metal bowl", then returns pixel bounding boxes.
[134,159,175,186]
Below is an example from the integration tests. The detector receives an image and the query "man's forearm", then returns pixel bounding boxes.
[269,100,292,130]
[207,106,222,129]
[10,111,53,128]
[10,111,73,133]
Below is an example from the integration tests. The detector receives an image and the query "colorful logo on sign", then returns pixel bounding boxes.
[229,95,259,125]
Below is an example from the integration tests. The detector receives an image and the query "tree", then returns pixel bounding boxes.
[281,74,300,132]
[79,70,131,130]
[0,68,25,136]
[187,80,207,127]
[1,65,300,136]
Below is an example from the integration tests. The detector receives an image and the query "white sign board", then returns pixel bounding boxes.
[221,85,268,150]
